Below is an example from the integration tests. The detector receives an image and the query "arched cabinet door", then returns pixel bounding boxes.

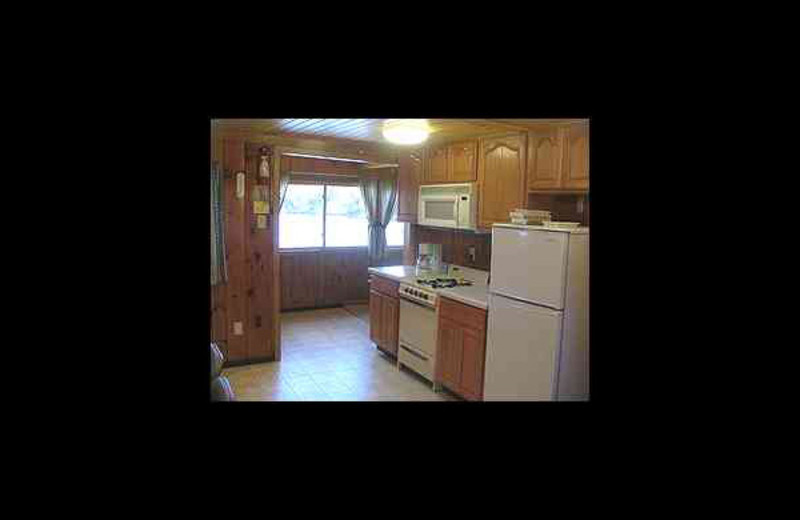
[563,122,589,190]
[477,133,527,228]
[448,140,478,182]
[527,125,567,190]
[425,144,449,183]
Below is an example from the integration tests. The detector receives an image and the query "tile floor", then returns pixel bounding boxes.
[223,306,456,402]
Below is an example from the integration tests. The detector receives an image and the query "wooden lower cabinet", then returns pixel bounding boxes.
[459,327,486,401]
[381,295,399,356]
[437,318,464,390]
[369,290,382,346]
[368,275,400,357]
[435,297,488,401]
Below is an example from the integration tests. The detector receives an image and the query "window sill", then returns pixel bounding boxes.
[279,246,405,254]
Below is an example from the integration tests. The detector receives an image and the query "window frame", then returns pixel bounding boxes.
[278,180,405,252]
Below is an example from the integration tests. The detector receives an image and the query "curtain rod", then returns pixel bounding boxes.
[362,163,399,169]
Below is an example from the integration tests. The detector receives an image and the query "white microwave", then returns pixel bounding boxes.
[417,183,477,230]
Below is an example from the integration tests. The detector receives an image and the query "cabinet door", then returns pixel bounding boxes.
[448,140,477,182]
[563,122,589,191]
[437,317,463,391]
[382,295,399,356]
[369,289,383,347]
[478,133,527,228]
[397,148,422,222]
[460,326,486,401]
[527,126,566,190]
[425,144,449,183]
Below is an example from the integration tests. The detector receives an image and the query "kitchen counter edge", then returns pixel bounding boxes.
[368,266,490,310]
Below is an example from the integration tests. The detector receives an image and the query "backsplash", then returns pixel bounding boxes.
[406,225,492,271]
[527,193,590,226]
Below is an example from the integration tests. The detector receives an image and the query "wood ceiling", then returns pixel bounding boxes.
[213,119,585,145]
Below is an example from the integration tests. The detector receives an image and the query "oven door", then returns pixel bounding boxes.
[399,298,437,357]
[419,196,459,229]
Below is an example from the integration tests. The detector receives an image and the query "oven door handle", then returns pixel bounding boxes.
[400,344,430,361]
[399,296,435,309]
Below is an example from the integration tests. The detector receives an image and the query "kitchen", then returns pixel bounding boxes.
[210,119,589,402]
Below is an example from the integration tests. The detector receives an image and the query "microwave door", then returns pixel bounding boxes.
[421,196,459,228]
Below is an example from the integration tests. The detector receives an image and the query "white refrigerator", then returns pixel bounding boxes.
[483,224,589,401]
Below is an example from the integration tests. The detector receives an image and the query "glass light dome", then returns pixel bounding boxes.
[382,119,431,145]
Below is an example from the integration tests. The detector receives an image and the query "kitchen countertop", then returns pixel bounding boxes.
[367,265,417,284]
[368,265,490,310]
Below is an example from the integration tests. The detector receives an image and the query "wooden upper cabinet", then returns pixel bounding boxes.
[527,125,567,191]
[425,144,449,183]
[397,148,423,223]
[420,140,478,184]
[448,140,478,182]
[563,122,589,190]
[477,133,527,228]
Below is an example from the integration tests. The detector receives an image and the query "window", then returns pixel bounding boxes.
[279,182,406,249]
[279,184,324,249]
[325,185,369,247]
[385,208,404,247]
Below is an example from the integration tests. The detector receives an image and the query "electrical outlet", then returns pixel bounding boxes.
[233,321,243,335]
[467,246,476,262]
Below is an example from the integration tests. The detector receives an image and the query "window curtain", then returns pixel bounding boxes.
[359,167,398,265]
[278,168,291,212]
[210,162,227,285]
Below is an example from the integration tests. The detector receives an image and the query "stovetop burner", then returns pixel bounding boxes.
[416,278,474,289]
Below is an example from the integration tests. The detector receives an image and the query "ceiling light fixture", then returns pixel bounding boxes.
[382,119,431,145]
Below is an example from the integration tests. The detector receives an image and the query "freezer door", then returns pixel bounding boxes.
[483,294,563,401]
[490,227,568,309]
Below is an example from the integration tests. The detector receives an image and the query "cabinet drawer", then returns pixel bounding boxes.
[370,275,399,298]
[439,297,487,331]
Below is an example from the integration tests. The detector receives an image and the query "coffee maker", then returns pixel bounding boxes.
[416,243,444,276]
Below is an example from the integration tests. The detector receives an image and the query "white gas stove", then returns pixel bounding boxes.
[396,271,479,385]
[398,276,474,308]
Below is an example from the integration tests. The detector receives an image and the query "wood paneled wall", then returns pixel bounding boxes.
[282,155,362,176]
[210,124,408,366]
[210,138,278,365]
[405,225,492,271]
[280,248,403,310]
